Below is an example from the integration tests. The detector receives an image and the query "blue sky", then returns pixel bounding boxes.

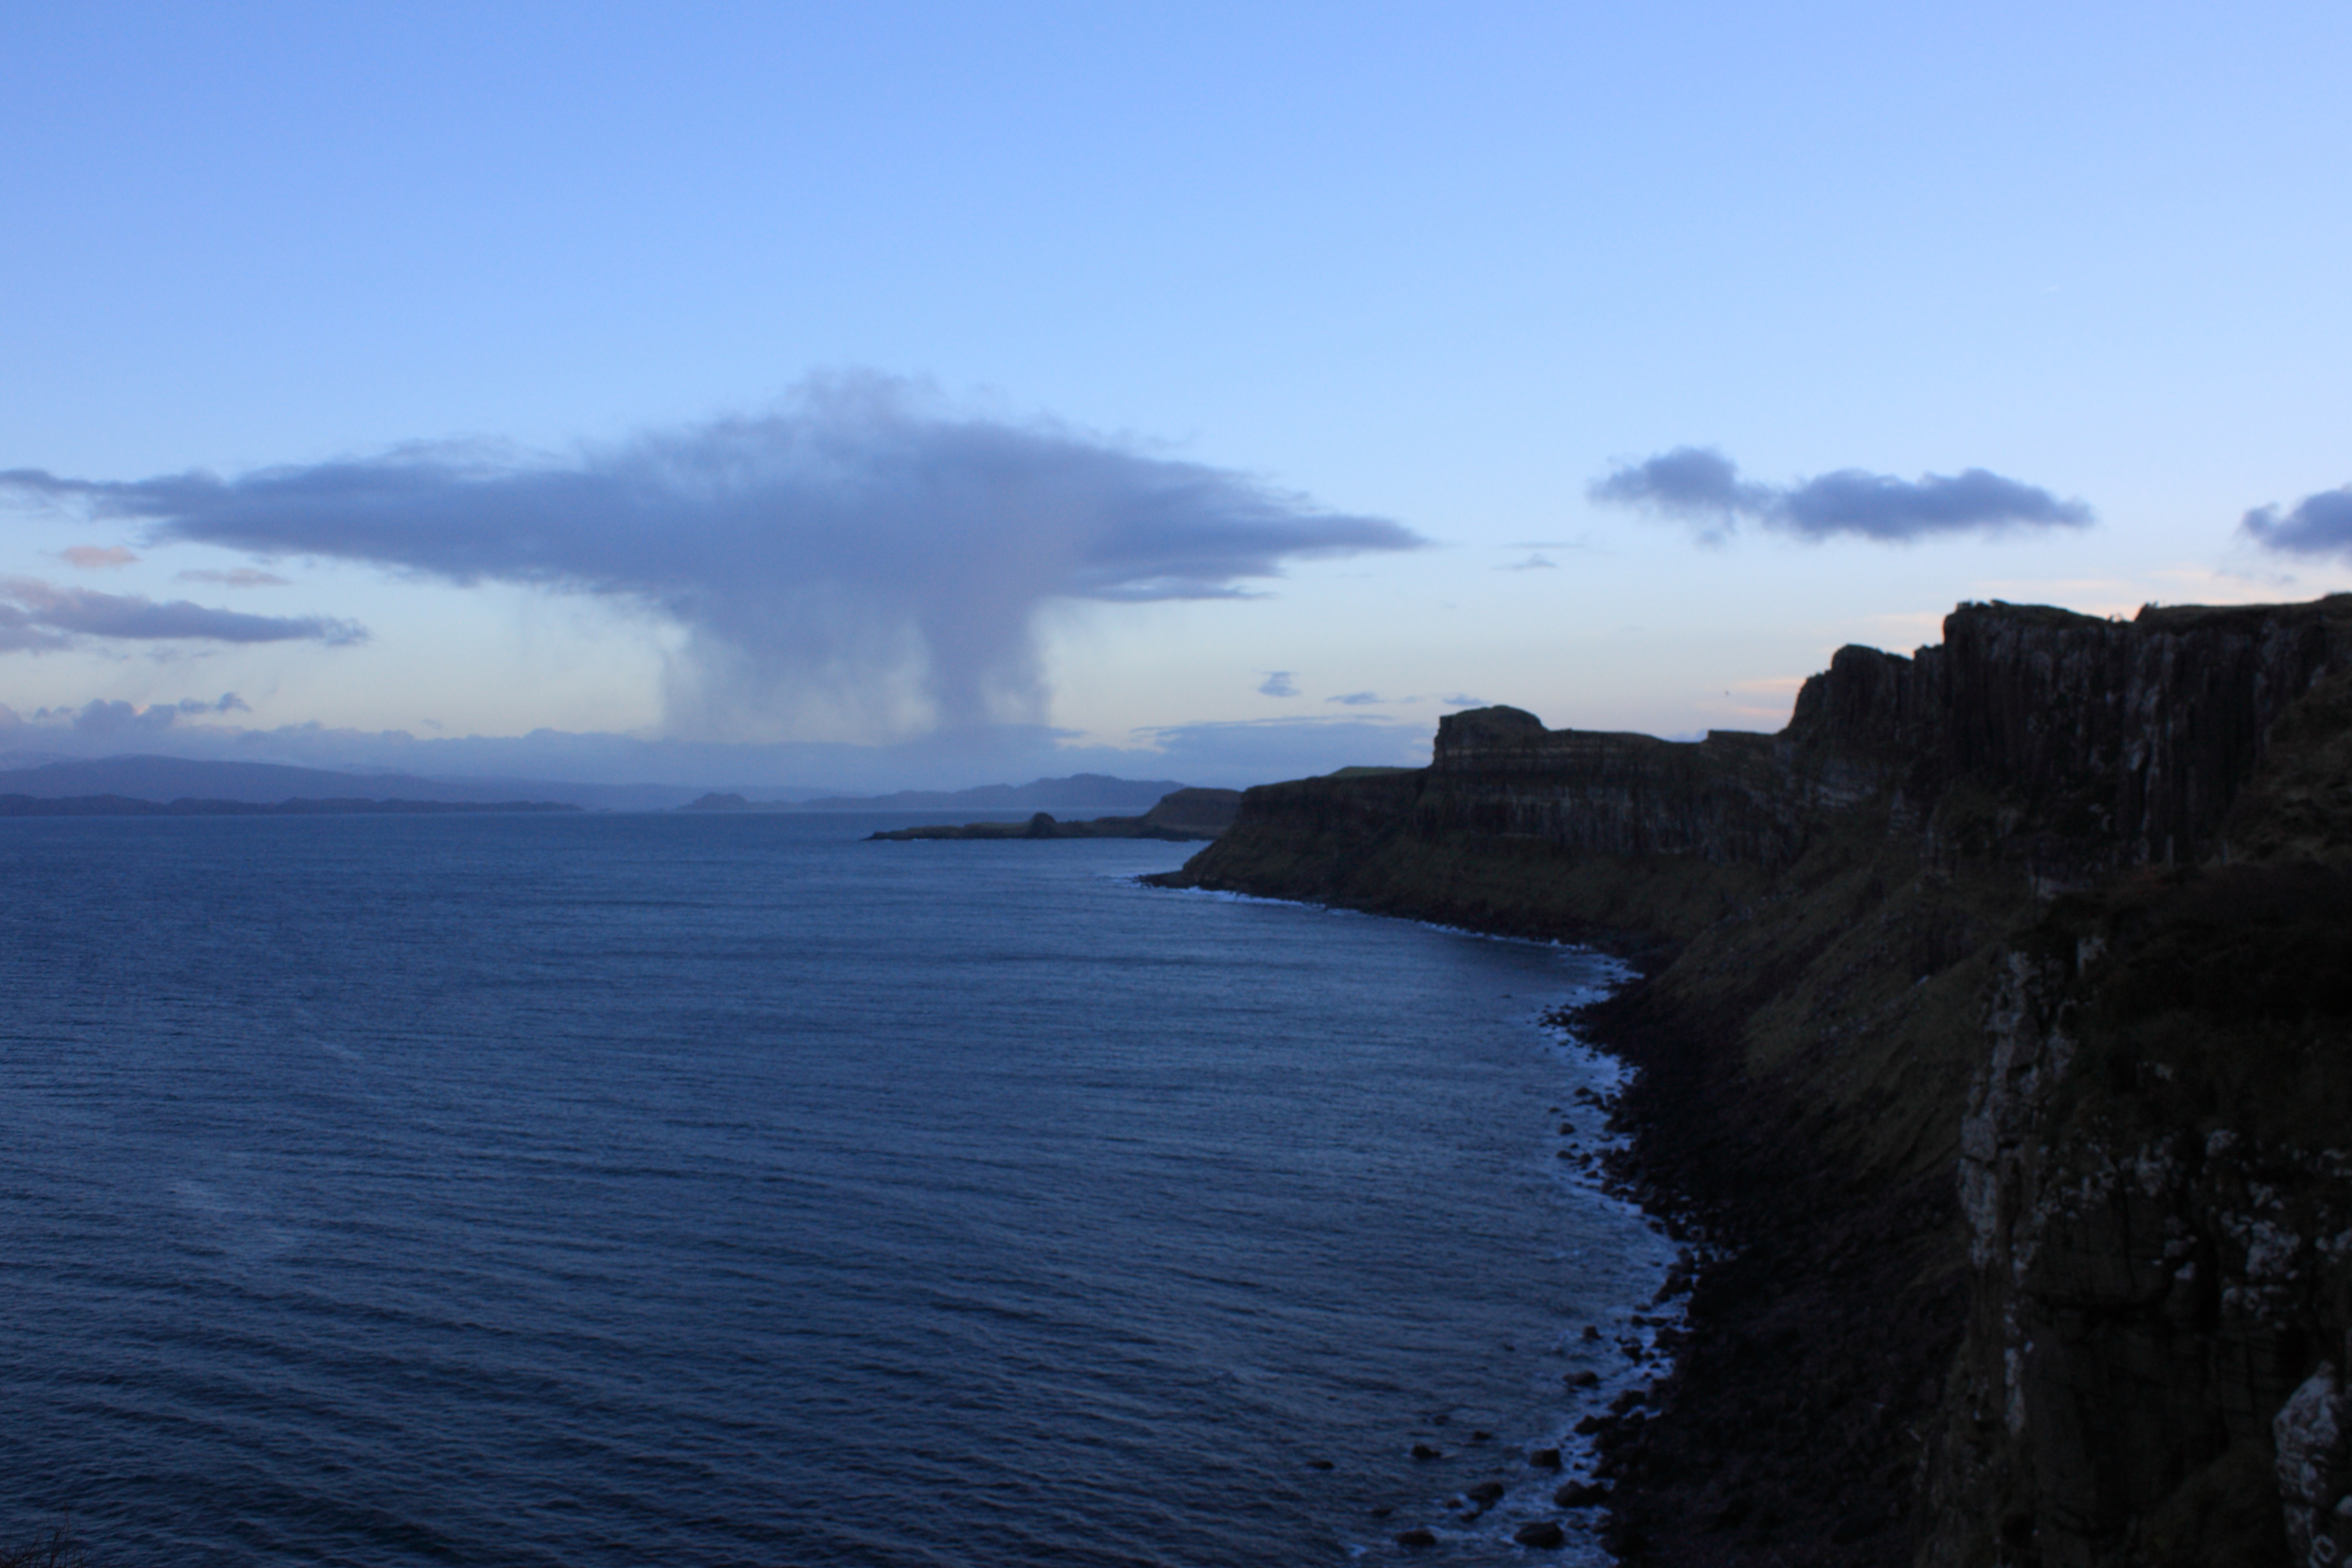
[3,1,2348,789]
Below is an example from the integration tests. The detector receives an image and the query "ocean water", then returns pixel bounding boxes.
[0,812,1671,1566]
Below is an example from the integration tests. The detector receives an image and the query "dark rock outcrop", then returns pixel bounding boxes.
[1151,594,2352,1567]
[1137,787,1245,837]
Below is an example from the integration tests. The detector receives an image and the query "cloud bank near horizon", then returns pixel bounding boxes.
[1589,446,2093,544]
[1,378,1424,740]
[2242,484,2352,562]
[16,693,252,737]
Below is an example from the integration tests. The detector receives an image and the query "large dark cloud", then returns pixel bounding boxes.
[1589,445,2091,543]
[0,577,363,652]
[1,378,1423,737]
[2242,485,2352,560]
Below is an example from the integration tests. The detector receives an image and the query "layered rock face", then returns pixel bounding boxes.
[1420,707,1816,864]
[1158,593,2352,1566]
[1788,600,2348,874]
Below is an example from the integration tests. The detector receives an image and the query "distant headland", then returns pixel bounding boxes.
[865,787,1243,842]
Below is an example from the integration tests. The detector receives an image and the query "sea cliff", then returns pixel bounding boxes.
[1151,593,2352,1566]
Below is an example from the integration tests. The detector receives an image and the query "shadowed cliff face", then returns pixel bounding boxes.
[1788,600,2350,877]
[1421,709,1822,864]
[1156,593,2352,1568]
[1933,865,2352,1568]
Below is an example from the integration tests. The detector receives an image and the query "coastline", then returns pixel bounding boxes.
[1151,593,2352,1566]
[1562,969,1963,1565]
[1149,876,1948,1565]
[1150,880,1712,1560]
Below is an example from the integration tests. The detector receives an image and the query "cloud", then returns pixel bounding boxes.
[0,375,1424,740]
[1501,553,1557,571]
[40,693,252,736]
[1589,445,2092,543]
[176,567,292,587]
[1589,447,1774,532]
[1439,694,1488,707]
[61,545,138,569]
[1326,691,1387,705]
[1777,468,2093,540]
[1257,670,1298,697]
[0,577,365,648]
[2242,484,2352,560]
[59,700,171,735]
[0,603,64,653]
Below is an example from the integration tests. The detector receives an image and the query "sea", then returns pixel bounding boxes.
[0,811,1674,1567]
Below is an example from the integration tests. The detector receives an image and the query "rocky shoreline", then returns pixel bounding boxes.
[1153,593,2352,1566]
[1554,967,1968,1565]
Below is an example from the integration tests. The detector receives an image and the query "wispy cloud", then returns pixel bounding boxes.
[0,375,1425,740]
[1326,691,1388,705]
[176,567,292,588]
[1589,445,2092,543]
[0,578,364,652]
[1500,553,1557,571]
[1257,670,1298,697]
[60,545,138,569]
[2242,484,2352,561]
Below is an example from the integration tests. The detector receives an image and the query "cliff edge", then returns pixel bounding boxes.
[1152,594,2352,1567]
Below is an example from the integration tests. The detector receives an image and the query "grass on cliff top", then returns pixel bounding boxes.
[2029,861,2352,1154]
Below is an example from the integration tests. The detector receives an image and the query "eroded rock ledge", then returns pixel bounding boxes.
[1150,594,2352,1567]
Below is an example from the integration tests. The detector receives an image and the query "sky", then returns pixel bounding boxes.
[3,1,2349,790]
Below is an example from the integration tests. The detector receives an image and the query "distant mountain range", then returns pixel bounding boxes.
[0,755,692,811]
[0,755,1199,815]
[679,773,1193,813]
[0,795,578,818]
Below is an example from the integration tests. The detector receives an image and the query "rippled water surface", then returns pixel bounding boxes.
[0,812,1668,1565]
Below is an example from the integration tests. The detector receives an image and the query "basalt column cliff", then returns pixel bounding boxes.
[1154,594,2352,1567]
